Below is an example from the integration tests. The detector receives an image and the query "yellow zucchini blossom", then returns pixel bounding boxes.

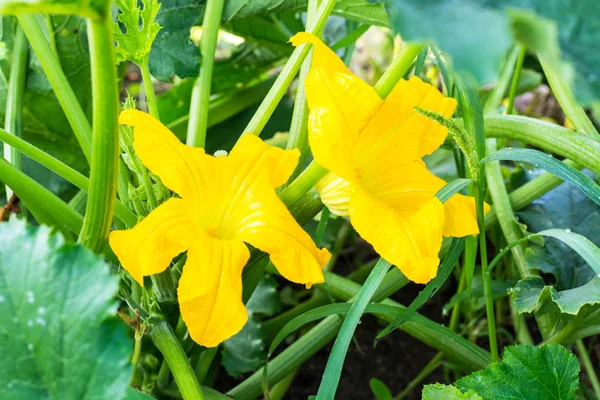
[292,32,487,284]
[109,110,330,347]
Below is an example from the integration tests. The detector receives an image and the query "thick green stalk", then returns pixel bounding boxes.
[186,0,225,148]
[242,0,337,137]
[0,157,82,236]
[151,321,205,400]
[139,57,160,120]
[285,0,319,179]
[484,115,600,175]
[0,127,136,227]
[78,15,120,253]
[17,14,92,161]
[539,56,598,139]
[279,161,328,205]
[373,43,423,98]
[3,26,28,201]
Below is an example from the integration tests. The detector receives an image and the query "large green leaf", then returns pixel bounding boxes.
[517,173,600,290]
[113,0,161,64]
[148,0,202,82]
[385,0,512,84]
[482,0,600,106]
[455,344,580,399]
[511,275,600,315]
[0,219,132,399]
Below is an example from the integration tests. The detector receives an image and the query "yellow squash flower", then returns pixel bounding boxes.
[292,32,487,284]
[109,110,330,347]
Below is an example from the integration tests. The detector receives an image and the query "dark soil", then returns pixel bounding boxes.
[286,281,449,399]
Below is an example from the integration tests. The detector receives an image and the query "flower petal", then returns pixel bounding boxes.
[443,194,489,237]
[315,172,355,216]
[292,32,383,182]
[178,235,250,347]
[349,188,445,284]
[109,198,195,285]
[355,76,457,174]
[119,109,207,202]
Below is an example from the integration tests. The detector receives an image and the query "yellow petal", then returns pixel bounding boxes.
[349,189,444,284]
[178,234,249,347]
[230,134,299,188]
[292,32,383,182]
[315,172,355,216]
[109,198,195,285]
[120,109,207,202]
[361,159,444,215]
[356,76,457,175]
[443,195,490,237]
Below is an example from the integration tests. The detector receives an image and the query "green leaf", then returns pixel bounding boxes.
[483,0,600,105]
[483,148,600,207]
[370,378,393,400]
[221,317,265,377]
[511,275,600,316]
[245,275,282,317]
[125,388,157,399]
[376,238,464,341]
[222,276,281,377]
[0,219,132,399]
[385,0,512,83]
[113,0,161,64]
[148,0,202,82]
[518,174,600,289]
[435,179,475,203]
[422,384,482,400]
[456,344,580,400]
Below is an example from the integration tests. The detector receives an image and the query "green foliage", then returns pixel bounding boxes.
[518,174,600,289]
[222,276,282,377]
[483,147,600,207]
[422,384,482,400]
[113,0,161,64]
[0,16,90,177]
[369,378,393,400]
[0,219,132,399]
[455,345,580,399]
[511,275,600,315]
[148,0,202,81]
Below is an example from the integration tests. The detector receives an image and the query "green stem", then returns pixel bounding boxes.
[576,340,600,399]
[476,188,498,362]
[0,157,82,236]
[279,161,328,206]
[269,368,298,400]
[78,15,120,253]
[3,26,28,202]
[506,46,526,115]
[242,0,337,137]
[285,0,320,180]
[151,320,205,400]
[17,14,92,161]
[484,115,600,176]
[373,43,423,98]
[0,127,137,227]
[186,0,225,148]
[539,56,598,139]
[195,347,219,384]
[140,57,160,120]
